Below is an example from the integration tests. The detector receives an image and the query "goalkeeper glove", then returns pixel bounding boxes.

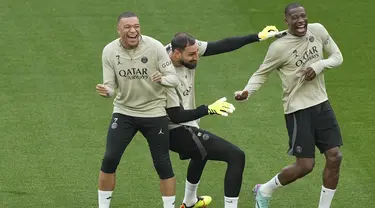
[258,25,280,41]
[208,97,236,116]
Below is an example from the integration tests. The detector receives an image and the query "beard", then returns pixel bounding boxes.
[180,60,197,69]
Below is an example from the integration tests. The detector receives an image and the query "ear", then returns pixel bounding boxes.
[175,49,183,58]
[176,51,182,59]
[170,49,178,59]
[284,16,288,25]
[117,25,120,35]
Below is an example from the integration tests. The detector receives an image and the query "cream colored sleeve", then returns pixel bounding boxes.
[309,23,343,75]
[165,88,181,108]
[156,41,179,88]
[102,45,117,92]
[243,42,283,95]
[197,40,208,56]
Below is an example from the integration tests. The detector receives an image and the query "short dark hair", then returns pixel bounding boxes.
[117,11,137,23]
[284,3,303,15]
[171,32,196,51]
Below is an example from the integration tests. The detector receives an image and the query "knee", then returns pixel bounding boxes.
[153,153,175,180]
[227,148,246,167]
[326,148,343,167]
[235,148,246,164]
[295,159,315,177]
[101,156,120,174]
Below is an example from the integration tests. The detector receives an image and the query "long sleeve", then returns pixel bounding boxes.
[156,41,179,87]
[202,34,259,56]
[167,105,208,124]
[165,87,208,123]
[102,46,117,94]
[243,42,282,95]
[309,24,343,75]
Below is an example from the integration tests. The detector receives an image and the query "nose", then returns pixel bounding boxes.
[129,26,136,32]
[193,54,199,61]
[297,17,305,23]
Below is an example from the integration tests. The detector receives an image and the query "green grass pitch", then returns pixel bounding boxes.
[1,0,374,207]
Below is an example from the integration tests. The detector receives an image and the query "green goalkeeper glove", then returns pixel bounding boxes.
[208,97,236,116]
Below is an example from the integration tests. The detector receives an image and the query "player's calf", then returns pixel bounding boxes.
[98,156,120,208]
[318,147,342,208]
[323,147,342,189]
[99,155,121,190]
[98,171,116,190]
[219,146,245,208]
[224,148,245,196]
[256,157,315,204]
[152,151,176,196]
[151,146,177,207]
[295,157,315,178]
[150,153,177,208]
[278,158,315,185]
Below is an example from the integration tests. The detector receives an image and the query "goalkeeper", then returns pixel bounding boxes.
[163,27,280,208]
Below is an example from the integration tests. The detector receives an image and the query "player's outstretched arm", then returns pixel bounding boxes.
[166,105,209,124]
[166,98,236,124]
[165,88,235,124]
[202,26,280,56]
[234,42,282,102]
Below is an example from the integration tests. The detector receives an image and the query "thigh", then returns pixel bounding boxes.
[170,126,242,161]
[104,113,138,159]
[285,109,315,158]
[137,116,170,160]
[314,101,343,153]
[195,129,243,161]
[169,126,199,160]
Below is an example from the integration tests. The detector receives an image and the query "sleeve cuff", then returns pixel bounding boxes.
[309,62,325,75]
[197,105,209,116]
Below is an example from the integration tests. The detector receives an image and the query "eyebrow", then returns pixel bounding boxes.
[291,12,305,16]
[124,23,140,26]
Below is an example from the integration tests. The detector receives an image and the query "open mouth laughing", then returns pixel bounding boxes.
[296,23,307,34]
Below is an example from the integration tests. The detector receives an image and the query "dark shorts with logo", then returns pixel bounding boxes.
[285,101,343,158]
[169,126,241,160]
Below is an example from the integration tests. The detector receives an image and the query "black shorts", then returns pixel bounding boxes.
[285,100,343,158]
[169,125,241,160]
[103,113,172,176]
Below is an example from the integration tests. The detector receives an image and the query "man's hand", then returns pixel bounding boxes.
[234,90,249,102]
[208,97,236,116]
[258,26,280,41]
[96,84,113,97]
[303,67,316,81]
[151,71,162,83]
